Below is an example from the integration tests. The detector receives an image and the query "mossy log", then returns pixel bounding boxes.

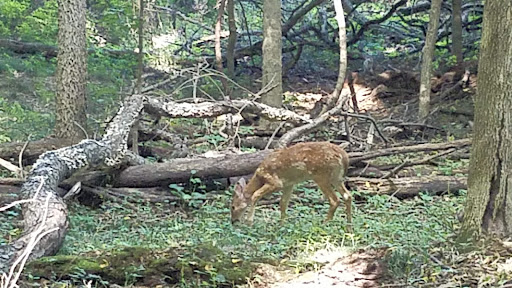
[24,244,253,287]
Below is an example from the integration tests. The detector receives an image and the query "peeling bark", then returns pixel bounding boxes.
[144,98,310,125]
[0,95,145,272]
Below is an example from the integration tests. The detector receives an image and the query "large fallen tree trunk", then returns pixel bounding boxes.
[115,150,273,187]
[0,95,145,273]
[115,139,471,188]
[144,98,310,125]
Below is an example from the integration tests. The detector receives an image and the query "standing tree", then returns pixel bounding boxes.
[261,0,282,108]
[131,0,144,155]
[214,0,228,94]
[460,1,512,238]
[226,0,237,79]
[55,0,87,143]
[332,0,347,104]
[452,0,463,75]
[418,0,442,120]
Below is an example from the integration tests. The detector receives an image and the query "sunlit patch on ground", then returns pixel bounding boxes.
[252,247,387,288]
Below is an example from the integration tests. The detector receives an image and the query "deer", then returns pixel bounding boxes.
[230,141,353,232]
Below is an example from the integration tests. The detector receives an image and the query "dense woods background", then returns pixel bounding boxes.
[0,0,511,287]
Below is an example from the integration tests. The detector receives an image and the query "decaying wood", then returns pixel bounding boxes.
[0,98,308,166]
[348,175,467,198]
[0,94,145,272]
[381,148,458,179]
[0,178,24,186]
[0,185,23,205]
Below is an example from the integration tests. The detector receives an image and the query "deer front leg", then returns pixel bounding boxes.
[246,183,279,225]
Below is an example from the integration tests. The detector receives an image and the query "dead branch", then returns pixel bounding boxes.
[381,148,457,179]
[278,97,347,147]
[350,138,471,163]
[341,112,389,144]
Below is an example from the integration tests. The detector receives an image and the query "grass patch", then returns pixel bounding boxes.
[55,185,465,286]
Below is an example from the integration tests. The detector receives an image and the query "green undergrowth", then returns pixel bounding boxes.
[47,183,466,286]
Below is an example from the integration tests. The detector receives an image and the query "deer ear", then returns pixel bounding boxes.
[234,178,247,197]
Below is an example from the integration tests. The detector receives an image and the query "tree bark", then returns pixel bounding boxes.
[131,0,144,155]
[460,1,512,238]
[143,98,310,125]
[215,0,228,93]
[55,0,87,143]
[226,0,237,78]
[261,0,283,108]
[452,0,463,68]
[0,95,145,273]
[115,150,273,187]
[418,0,442,120]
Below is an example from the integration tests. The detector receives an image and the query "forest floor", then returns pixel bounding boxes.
[2,61,512,287]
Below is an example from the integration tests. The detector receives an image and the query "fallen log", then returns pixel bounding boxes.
[0,38,136,58]
[144,98,310,126]
[114,150,273,187]
[115,139,471,188]
[0,137,74,166]
[348,175,467,198]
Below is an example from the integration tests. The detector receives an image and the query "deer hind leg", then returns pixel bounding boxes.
[247,182,281,225]
[338,181,353,233]
[279,185,294,224]
[314,179,340,222]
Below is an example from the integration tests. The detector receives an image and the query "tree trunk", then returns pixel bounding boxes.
[131,0,144,155]
[215,0,228,94]
[460,1,512,238]
[319,0,348,114]
[418,0,442,120]
[261,0,283,108]
[452,0,463,68]
[226,0,237,79]
[55,0,87,143]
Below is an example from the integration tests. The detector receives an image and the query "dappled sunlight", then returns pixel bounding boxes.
[252,246,387,288]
